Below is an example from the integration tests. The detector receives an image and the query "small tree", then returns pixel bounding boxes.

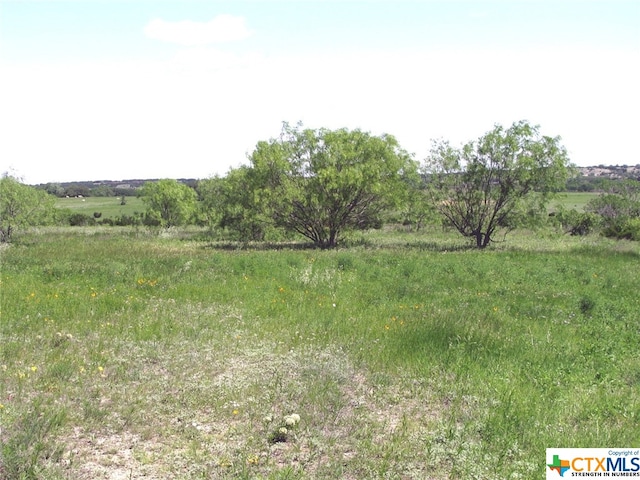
[198,169,271,241]
[248,122,416,248]
[586,179,640,240]
[0,175,56,242]
[139,179,197,228]
[552,206,599,236]
[400,173,438,231]
[424,121,573,248]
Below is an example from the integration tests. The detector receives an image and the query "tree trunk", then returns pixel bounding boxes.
[475,231,490,249]
[318,228,339,249]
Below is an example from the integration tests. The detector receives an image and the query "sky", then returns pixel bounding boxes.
[1,0,639,184]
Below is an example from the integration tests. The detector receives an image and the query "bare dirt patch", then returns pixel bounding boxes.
[57,340,443,479]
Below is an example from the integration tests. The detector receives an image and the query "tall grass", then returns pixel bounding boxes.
[1,228,638,478]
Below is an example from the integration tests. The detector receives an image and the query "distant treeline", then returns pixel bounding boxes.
[566,176,613,192]
[34,167,639,197]
[35,179,198,197]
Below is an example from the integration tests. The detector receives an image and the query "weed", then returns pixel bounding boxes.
[579,296,597,316]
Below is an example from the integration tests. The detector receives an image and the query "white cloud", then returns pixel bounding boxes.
[144,14,252,46]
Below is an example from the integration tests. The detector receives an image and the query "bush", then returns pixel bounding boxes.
[586,180,640,241]
[112,212,160,227]
[552,208,599,236]
[623,218,640,240]
[67,213,95,226]
[603,217,640,241]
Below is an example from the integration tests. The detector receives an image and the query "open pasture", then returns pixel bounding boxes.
[1,228,639,479]
[53,192,598,222]
[55,196,145,219]
[551,192,599,212]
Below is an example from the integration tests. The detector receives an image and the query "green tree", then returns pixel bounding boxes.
[139,179,197,228]
[64,184,91,197]
[424,121,573,248]
[247,123,416,248]
[400,173,438,231]
[586,179,640,240]
[195,176,223,230]
[0,175,56,242]
[40,183,66,197]
[552,206,599,236]
[198,169,270,241]
[90,185,115,197]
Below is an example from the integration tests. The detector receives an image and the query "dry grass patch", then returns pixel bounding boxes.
[52,332,443,479]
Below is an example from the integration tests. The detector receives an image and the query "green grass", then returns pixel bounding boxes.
[551,192,600,212]
[55,192,598,221]
[54,196,145,219]
[55,192,598,219]
[1,227,639,479]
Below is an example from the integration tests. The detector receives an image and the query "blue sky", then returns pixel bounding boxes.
[1,0,638,184]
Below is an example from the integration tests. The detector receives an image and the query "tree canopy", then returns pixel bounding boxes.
[244,123,417,248]
[586,179,640,240]
[424,120,574,248]
[197,168,271,241]
[139,179,197,228]
[0,175,56,242]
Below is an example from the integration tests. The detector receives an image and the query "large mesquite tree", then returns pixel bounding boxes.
[247,123,416,248]
[425,121,573,248]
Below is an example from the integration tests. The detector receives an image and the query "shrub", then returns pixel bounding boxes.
[553,208,599,236]
[603,217,640,241]
[68,213,95,226]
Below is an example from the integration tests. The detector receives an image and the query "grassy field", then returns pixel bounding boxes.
[55,197,145,219]
[1,227,639,479]
[51,192,598,219]
[551,192,599,212]
[53,192,599,221]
